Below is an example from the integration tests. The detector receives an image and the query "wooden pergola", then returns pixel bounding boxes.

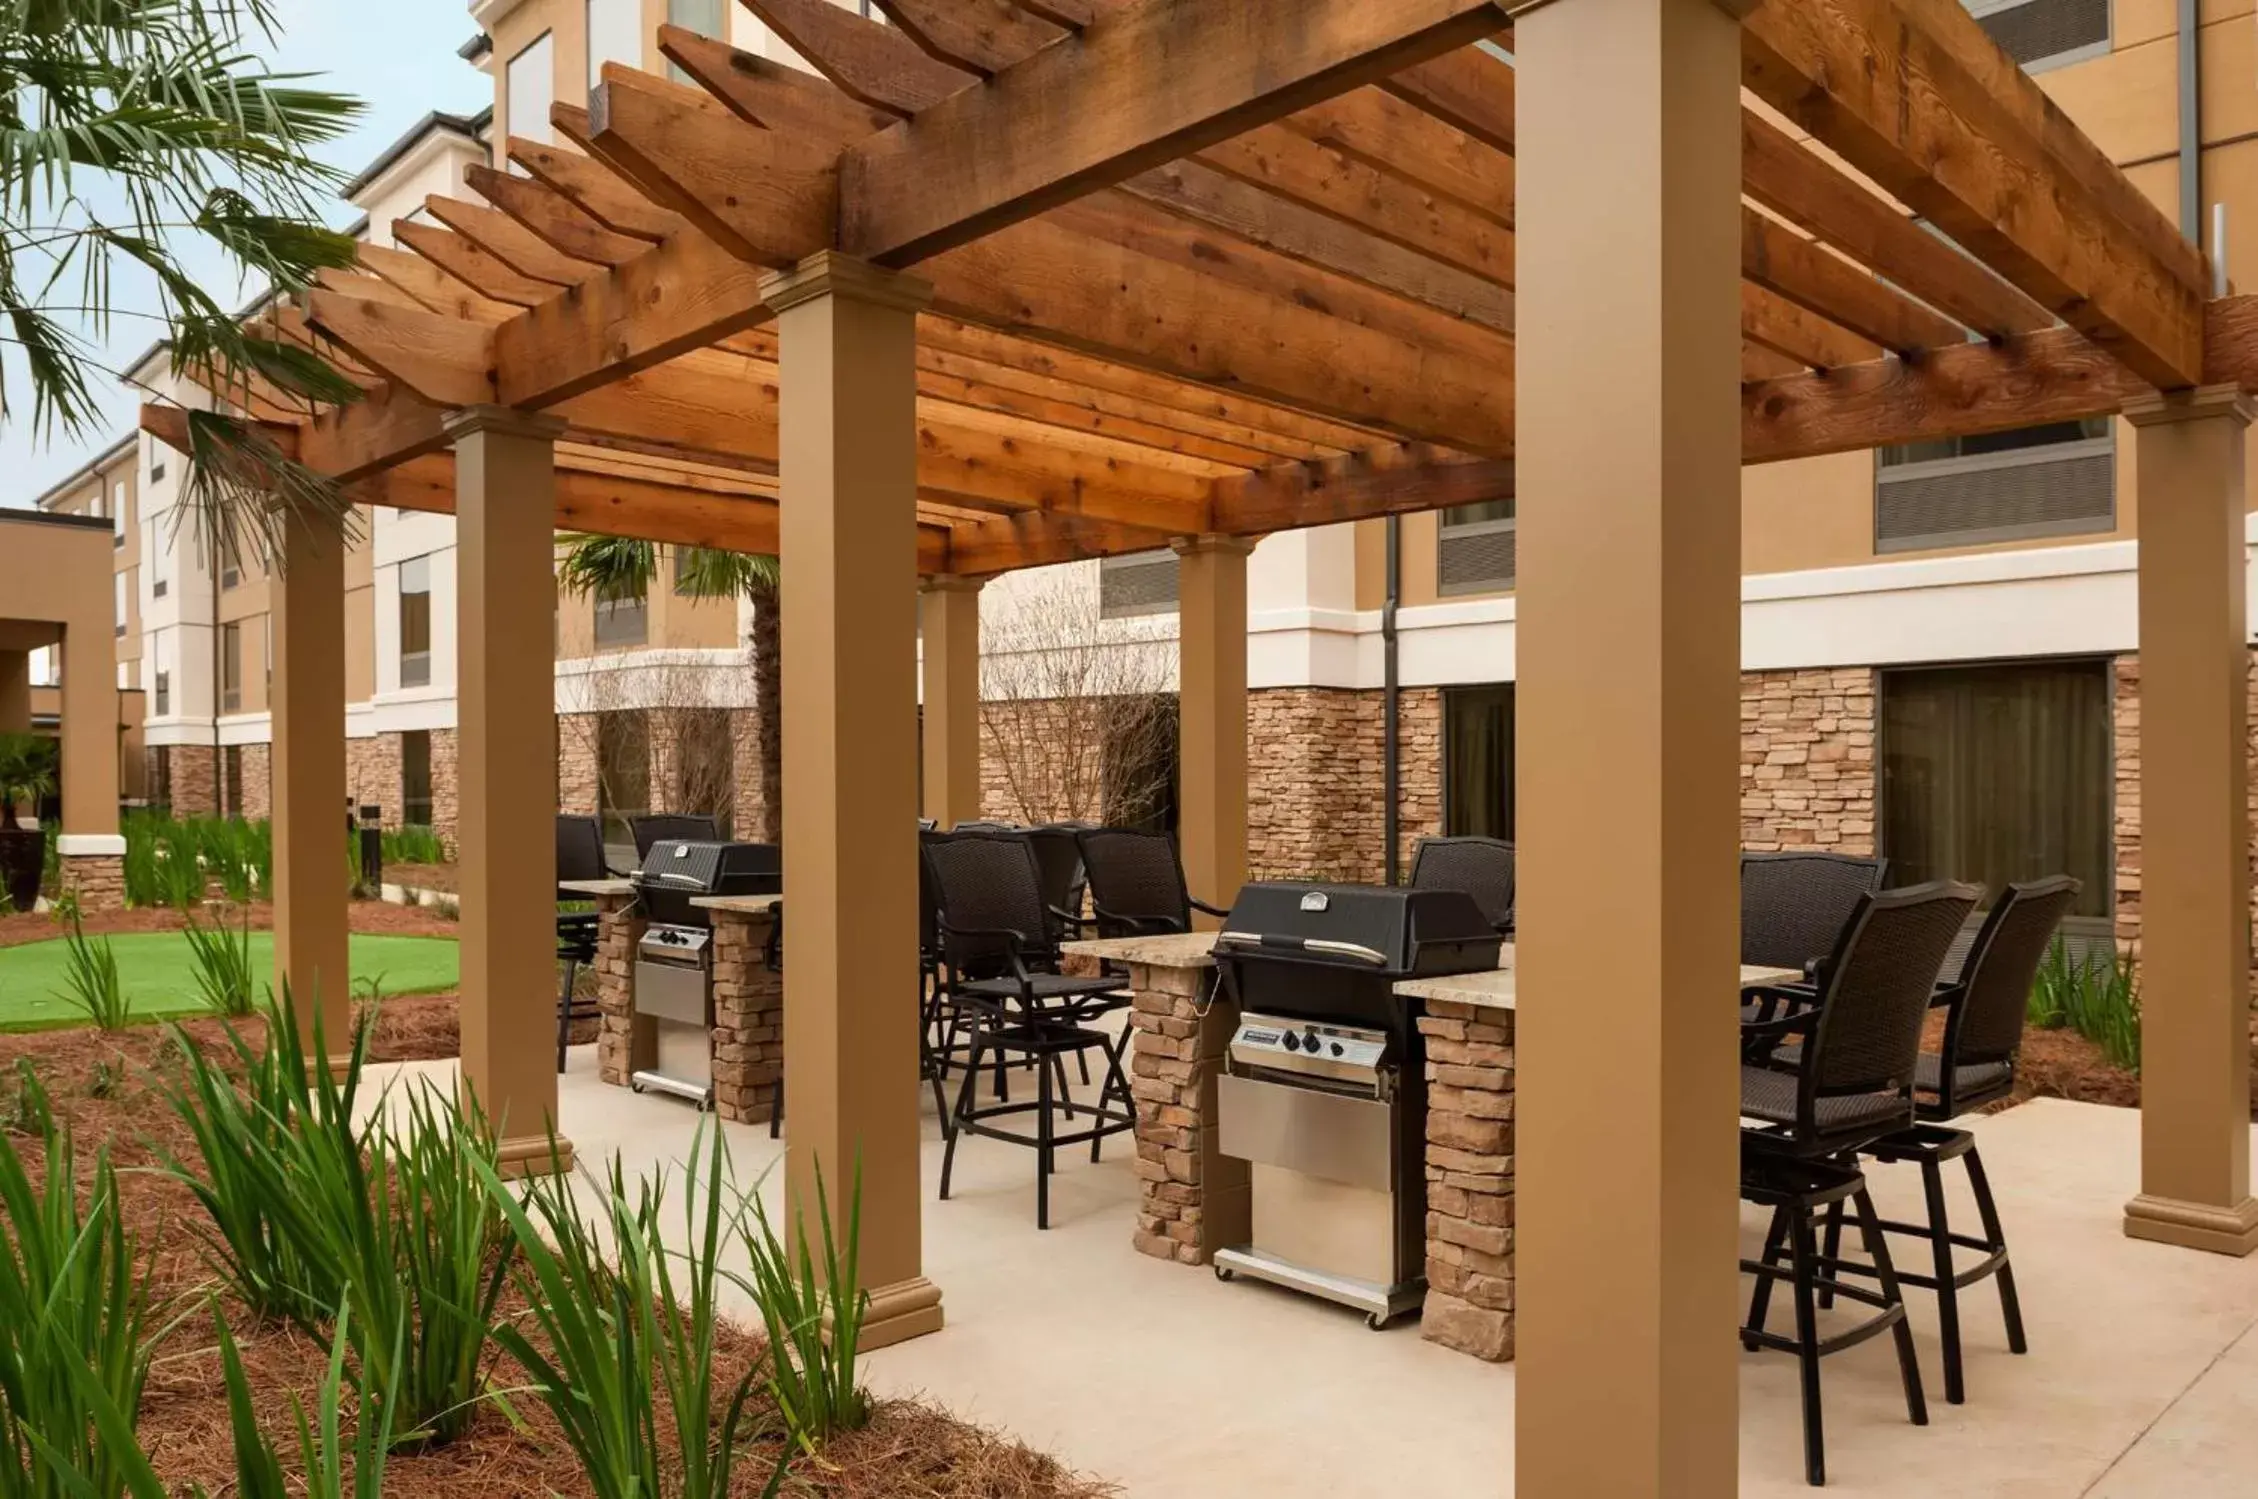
[145,1,2258,1492]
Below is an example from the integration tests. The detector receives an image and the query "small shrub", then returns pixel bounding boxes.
[738,1157,873,1454]
[0,1059,44,1137]
[47,883,80,929]
[0,1071,158,1499]
[85,1057,124,1100]
[2030,937,2142,1073]
[57,907,130,1030]
[217,1300,402,1499]
[183,904,259,1017]
[482,1125,779,1499]
[381,825,447,867]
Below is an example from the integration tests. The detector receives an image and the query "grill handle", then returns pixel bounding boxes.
[1216,931,1389,967]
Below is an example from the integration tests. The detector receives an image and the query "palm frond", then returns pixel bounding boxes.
[556,534,778,603]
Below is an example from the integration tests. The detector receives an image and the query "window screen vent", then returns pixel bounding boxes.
[1099,550,1179,618]
[1969,0,2108,70]
[1438,505,1517,595]
[1875,443,2113,554]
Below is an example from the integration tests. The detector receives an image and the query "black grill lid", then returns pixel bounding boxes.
[1216,882,1500,978]
[632,841,781,927]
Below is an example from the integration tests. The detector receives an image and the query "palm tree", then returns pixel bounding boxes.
[556,535,783,842]
[2,0,367,566]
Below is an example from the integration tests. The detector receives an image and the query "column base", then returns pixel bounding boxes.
[2123,1192,2258,1255]
[856,1274,945,1349]
[495,1133,578,1181]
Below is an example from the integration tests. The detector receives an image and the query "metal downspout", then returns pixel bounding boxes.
[1383,516,1402,885]
[2179,0,2201,242]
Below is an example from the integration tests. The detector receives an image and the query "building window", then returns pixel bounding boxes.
[507,31,555,152]
[1438,499,1517,595]
[398,554,433,688]
[220,546,239,590]
[114,573,127,637]
[1880,660,2113,933]
[221,622,241,712]
[112,483,126,548]
[597,710,650,848]
[1097,550,1179,619]
[263,615,272,698]
[594,574,649,647]
[222,745,244,816]
[1964,0,2108,72]
[588,0,640,91]
[401,730,434,827]
[153,670,170,716]
[1875,418,2113,554]
[666,0,723,79]
[1444,685,1516,841]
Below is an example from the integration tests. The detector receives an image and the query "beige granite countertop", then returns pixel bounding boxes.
[559,878,637,897]
[1395,951,1801,1012]
[1060,932,1218,968]
[692,894,782,916]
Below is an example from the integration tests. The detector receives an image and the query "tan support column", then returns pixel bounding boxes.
[765,251,943,1349]
[2125,385,2258,1255]
[270,507,350,1051]
[0,651,28,734]
[919,576,984,828]
[1173,535,1250,921]
[1515,0,1747,1492]
[57,625,119,841]
[448,406,574,1175]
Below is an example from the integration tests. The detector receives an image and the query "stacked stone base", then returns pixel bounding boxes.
[59,854,125,912]
[708,909,782,1125]
[1125,961,1244,1264]
[1418,997,1517,1362]
[593,892,647,1086]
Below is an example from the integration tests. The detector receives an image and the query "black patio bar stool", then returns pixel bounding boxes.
[1073,827,1230,938]
[1819,876,2077,1405]
[1738,878,1979,1487]
[1408,835,1515,933]
[1741,851,1890,1029]
[553,814,617,1073]
[925,834,1136,1229]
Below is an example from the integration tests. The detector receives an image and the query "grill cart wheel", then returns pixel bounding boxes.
[1365,1312,1388,1332]
[1214,1264,1234,1283]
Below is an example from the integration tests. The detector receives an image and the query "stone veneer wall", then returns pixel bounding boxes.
[1418,997,1516,1361]
[1125,962,1245,1264]
[155,743,219,817]
[346,734,400,826]
[237,743,272,820]
[728,706,771,840]
[592,890,647,1086]
[708,908,783,1124]
[60,855,125,911]
[428,728,460,852]
[1243,687,1441,885]
[558,712,601,818]
[1739,668,1878,855]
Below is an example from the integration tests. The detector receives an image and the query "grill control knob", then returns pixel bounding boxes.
[1303,1028,1321,1053]
[1329,1042,1345,1057]
[1281,1032,1301,1052]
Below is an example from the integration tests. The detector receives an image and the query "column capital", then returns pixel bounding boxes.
[919,573,987,595]
[443,405,568,444]
[1168,532,1258,559]
[2124,384,2256,429]
[761,250,935,317]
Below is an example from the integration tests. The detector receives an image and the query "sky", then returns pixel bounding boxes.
[0,0,492,507]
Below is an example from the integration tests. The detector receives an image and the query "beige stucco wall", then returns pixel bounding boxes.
[1,513,119,834]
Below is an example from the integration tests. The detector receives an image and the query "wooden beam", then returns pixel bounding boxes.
[944,511,1175,575]
[1377,44,1514,155]
[870,0,1063,77]
[1742,0,2204,388]
[1741,283,1881,371]
[1000,0,1094,28]
[354,241,519,324]
[912,364,1284,467]
[1281,87,1514,229]
[301,289,495,408]
[298,383,453,486]
[393,220,558,308]
[1742,343,1806,381]
[1193,124,1514,286]
[509,134,685,242]
[1742,205,1965,354]
[466,163,647,268]
[656,25,896,139]
[587,64,838,268]
[1209,445,1513,533]
[1739,110,2051,341]
[739,0,968,114]
[423,195,599,287]
[837,0,1512,266]
[139,404,193,456]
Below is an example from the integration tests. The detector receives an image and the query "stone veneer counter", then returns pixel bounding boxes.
[560,878,637,898]
[690,894,782,916]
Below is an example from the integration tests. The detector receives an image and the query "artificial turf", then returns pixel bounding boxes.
[0,932,459,1031]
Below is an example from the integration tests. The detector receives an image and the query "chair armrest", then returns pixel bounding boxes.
[1744,980,1819,1005]
[1189,897,1231,919]
[1739,1007,1818,1044]
[1046,902,1091,938]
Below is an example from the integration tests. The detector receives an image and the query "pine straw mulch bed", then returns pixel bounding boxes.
[0,1022,1115,1498]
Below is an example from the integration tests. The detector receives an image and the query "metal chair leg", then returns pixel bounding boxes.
[1745,1204,1791,1351]
[1816,1196,1845,1310]
[555,956,580,1075]
[1787,1204,1827,1488]
[1036,1048,1055,1230]
[768,1077,784,1140]
[1853,1186,1928,1429]
[1920,1155,1964,1405]
[940,1019,986,1203]
[1963,1145,2027,1356]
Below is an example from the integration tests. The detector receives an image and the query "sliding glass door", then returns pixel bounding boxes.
[1444,685,1515,841]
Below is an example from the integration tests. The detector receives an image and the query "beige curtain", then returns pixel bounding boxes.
[1445,685,1516,841]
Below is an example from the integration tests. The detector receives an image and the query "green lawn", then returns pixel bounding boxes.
[0,933,459,1032]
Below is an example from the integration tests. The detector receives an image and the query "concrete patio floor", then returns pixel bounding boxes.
[364,1049,2258,1496]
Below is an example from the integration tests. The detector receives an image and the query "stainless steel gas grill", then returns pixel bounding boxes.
[628,840,781,1105]
[1210,883,1501,1326]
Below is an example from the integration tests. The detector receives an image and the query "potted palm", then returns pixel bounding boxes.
[0,734,59,912]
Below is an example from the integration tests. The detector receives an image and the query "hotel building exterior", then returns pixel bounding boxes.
[23,0,2254,957]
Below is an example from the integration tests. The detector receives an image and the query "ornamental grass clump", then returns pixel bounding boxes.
[480,1124,781,1499]
[56,907,129,1031]
[2029,937,2141,1073]
[738,1156,873,1454]
[0,1071,157,1499]
[182,903,259,1017]
[216,1302,402,1499]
